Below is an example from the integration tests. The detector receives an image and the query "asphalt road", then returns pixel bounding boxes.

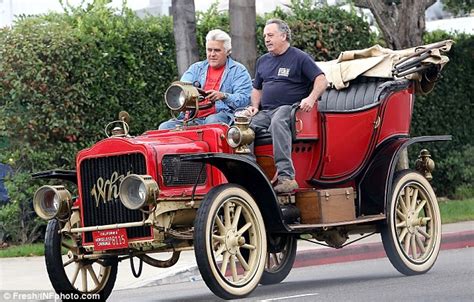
[109,247,474,302]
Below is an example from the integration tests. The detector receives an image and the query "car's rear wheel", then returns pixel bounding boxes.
[260,234,297,285]
[381,170,441,275]
[45,219,118,301]
[194,184,267,299]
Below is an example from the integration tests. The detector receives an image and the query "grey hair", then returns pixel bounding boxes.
[266,18,292,42]
[206,29,232,54]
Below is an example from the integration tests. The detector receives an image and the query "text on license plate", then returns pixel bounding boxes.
[92,228,128,251]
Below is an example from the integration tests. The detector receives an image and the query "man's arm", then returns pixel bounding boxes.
[246,88,262,116]
[300,74,328,112]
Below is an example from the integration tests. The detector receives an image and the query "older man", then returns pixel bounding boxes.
[159,29,252,129]
[246,19,328,193]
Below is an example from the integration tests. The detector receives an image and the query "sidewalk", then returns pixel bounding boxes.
[0,221,473,291]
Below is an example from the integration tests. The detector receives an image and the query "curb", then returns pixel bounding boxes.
[138,230,474,288]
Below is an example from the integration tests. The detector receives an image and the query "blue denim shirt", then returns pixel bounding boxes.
[181,57,252,113]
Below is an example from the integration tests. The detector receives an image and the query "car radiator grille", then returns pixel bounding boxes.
[162,155,207,186]
[80,153,151,243]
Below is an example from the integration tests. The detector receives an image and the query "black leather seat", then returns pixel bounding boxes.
[318,77,389,112]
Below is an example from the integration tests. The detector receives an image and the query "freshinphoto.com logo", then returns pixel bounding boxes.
[1,291,100,301]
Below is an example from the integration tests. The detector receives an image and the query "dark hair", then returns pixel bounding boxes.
[266,18,292,42]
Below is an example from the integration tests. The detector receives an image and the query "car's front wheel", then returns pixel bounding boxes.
[44,219,118,301]
[194,184,267,299]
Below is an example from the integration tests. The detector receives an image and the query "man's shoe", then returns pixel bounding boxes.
[274,179,299,193]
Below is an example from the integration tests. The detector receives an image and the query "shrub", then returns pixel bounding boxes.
[411,32,474,197]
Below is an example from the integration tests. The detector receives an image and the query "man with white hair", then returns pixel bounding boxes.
[159,29,252,129]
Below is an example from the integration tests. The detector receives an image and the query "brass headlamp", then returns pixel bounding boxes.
[226,116,255,153]
[164,82,201,112]
[119,174,159,210]
[33,185,72,220]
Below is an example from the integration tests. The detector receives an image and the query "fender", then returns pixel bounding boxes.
[181,153,290,232]
[32,169,77,184]
[357,135,451,216]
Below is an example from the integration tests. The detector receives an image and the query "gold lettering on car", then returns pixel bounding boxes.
[91,171,131,207]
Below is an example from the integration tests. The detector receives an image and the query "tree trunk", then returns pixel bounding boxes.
[172,0,199,77]
[353,0,437,49]
[229,0,257,77]
[353,0,436,170]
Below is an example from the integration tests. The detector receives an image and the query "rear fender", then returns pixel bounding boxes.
[181,153,290,232]
[358,135,451,216]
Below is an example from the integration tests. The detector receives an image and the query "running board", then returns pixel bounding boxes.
[288,214,386,231]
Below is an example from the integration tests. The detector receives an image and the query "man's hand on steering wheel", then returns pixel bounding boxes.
[206,90,228,102]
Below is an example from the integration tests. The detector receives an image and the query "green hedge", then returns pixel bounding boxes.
[410,32,474,198]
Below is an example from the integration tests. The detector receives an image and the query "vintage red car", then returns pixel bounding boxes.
[32,41,452,300]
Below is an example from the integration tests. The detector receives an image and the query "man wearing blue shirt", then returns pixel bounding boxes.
[246,19,328,193]
[159,29,252,129]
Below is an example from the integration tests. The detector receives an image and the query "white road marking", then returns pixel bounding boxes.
[260,292,320,301]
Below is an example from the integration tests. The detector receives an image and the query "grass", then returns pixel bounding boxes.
[1,198,472,258]
[439,198,474,224]
[0,242,44,258]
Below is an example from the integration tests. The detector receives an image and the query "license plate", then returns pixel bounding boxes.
[92,228,128,251]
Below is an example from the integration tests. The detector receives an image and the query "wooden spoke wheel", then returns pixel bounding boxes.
[381,171,441,275]
[260,234,297,285]
[194,184,266,299]
[44,219,117,301]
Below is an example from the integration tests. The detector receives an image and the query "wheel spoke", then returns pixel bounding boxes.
[63,258,75,268]
[417,227,431,239]
[81,266,88,292]
[236,250,250,271]
[272,253,280,266]
[86,265,100,287]
[231,205,242,229]
[220,251,230,275]
[212,234,225,243]
[215,216,226,234]
[71,263,81,287]
[237,222,252,236]
[421,217,431,225]
[411,188,419,211]
[398,195,408,214]
[415,199,427,215]
[215,244,226,256]
[241,243,256,250]
[411,234,418,259]
[224,202,232,228]
[62,241,74,250]
[403,233,412,253]
[396,221,405,228]
[404,186,412,210]
[266,252,271,269]
[415,233,426,254]
[230,255,238,282]
[396,209,405,220]
[399,227,408,242]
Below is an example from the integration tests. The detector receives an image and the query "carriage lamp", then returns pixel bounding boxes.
[226,116,255,153]
[119,174,159,210]
[164,82,200,111]
[415,149,435,181]
[33,185,72,220]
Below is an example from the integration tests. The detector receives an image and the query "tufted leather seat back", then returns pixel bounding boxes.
[318,77,389,112]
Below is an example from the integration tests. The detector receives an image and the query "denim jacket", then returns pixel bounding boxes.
[181,57,252,113]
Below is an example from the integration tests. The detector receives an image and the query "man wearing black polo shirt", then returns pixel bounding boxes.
[246,19,328,193]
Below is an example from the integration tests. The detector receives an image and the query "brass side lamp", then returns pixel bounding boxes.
[226,116,255,153]
[415,149,435,181]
